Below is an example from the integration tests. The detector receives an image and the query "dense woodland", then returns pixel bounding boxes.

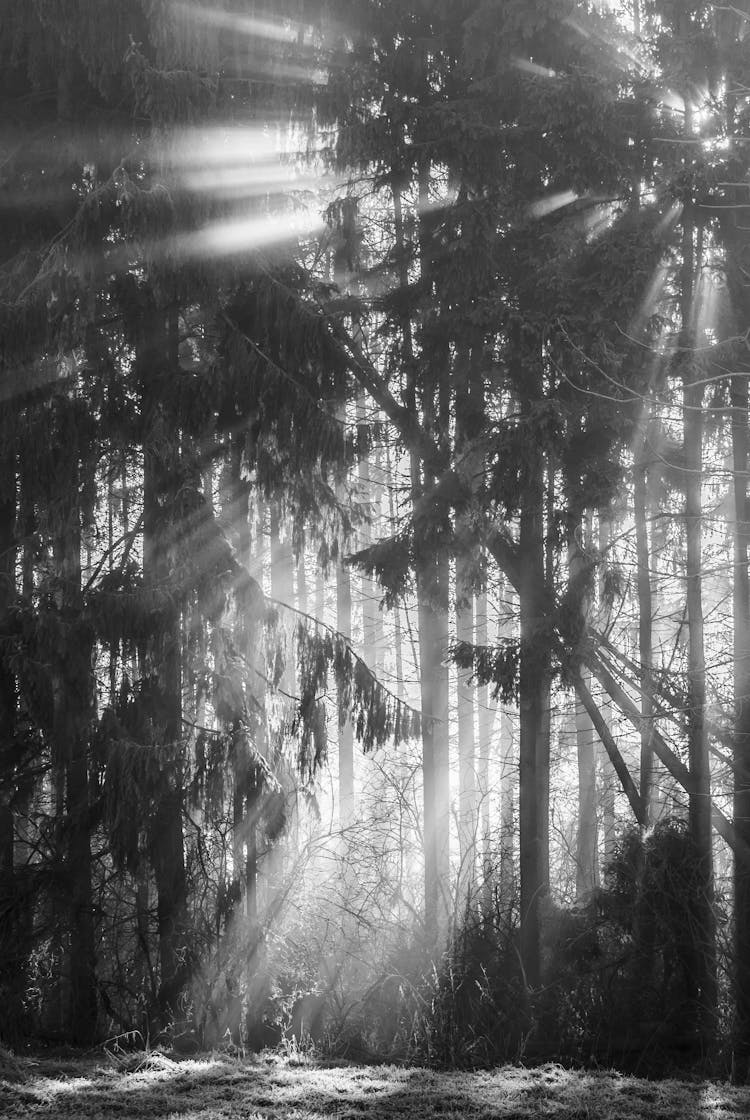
[5,0,750,1083]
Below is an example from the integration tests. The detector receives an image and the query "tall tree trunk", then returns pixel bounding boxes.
[516,335,550,992]
[392,170,451,939]
[139,303,188,1024]
[717,13,750,1071]
[52,411,96,1044]
[455,342,484,911]
[415,530,451,938]
[0,438,24,1037]
[732,369,750,1081]
[680,205,717,1049]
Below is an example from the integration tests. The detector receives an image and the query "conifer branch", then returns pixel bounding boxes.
[268,594,422,726]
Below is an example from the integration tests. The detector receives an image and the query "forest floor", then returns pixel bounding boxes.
[2,1051,750,1120]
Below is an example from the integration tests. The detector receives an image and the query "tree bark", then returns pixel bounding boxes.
[732,369,750,1081]
[681,208,717,1048]
[634,445,656,828]
[516,333,550,992]
[0,438,24,1038]
[51,411,97,1044]
[139,302,188,1024]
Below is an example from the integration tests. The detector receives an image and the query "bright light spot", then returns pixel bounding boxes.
[660,88,684,113]
[528,189,578,219]
[177,211,322,259]
[30,1076,92,1098]
[512,57,558,79]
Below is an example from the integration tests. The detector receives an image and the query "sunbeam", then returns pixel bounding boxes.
[528,189,578,219]
[164,125,327,200]
[629,259,669,337]
[172,1,330,83]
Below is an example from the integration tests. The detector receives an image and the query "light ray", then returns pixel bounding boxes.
[173,1,302,45]
[654,199,683,236]
[694,270,719,344]
[528,189,578,219]
[172,1,330,83]
[176,210,323,259]
[162,125,329,202]
[629,260,669,337]
[583,202,616,243]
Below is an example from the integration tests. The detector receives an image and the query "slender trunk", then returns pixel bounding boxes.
[415,533,451,938]
[269,500,294,687]
[575,686,598,900]
[496,584,517,913]
[597,515,617,869]
[455,576,475,909]
[0,442,15,881]
[631,427,660,1024]
[336,548,354,829]
[634,452,656,828]
[570,518,598,901]
[476,583,495,917]
[358,395,383,673]
[498,707,516,914]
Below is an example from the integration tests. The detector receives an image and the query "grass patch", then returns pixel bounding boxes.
[0,1054,748,1119]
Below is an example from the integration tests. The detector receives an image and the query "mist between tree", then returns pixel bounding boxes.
[5,0,750,1091]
